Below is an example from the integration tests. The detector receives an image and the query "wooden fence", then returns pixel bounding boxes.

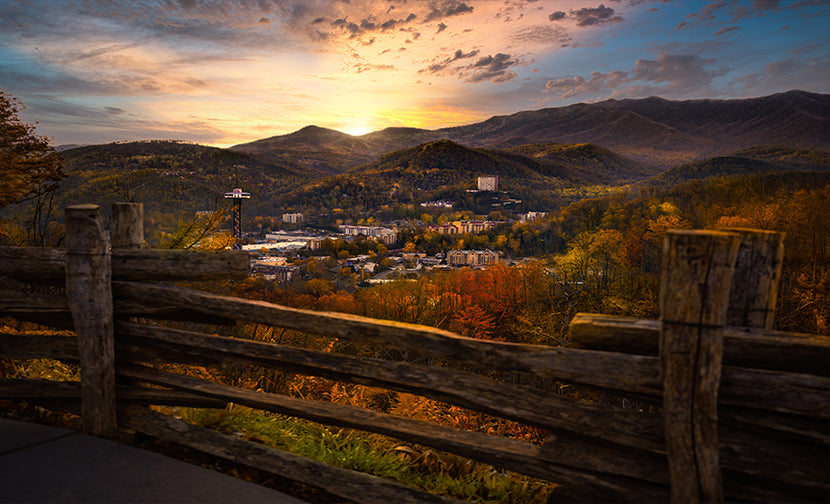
[1,203,827,503]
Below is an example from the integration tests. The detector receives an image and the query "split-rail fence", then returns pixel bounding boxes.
[1,203,827,503]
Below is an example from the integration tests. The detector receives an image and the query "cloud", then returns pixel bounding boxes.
[544,53,722,99]
[16,94,226,145]
[467,53,519,83]
[420,49,480,74]
[423,1,474,23]
[730,55,830,96]
[632,53,720,90]
[714,25,740,35]
[354,62,397,73]
[334,11,419,37]
[549,11,566,21]
[686,2,727,23]
[570,4,624,27]
[752,0,781,9]
[420,49,519,84]
[544,70,629,98]
[680,0,797,27]
[511,24,570,45]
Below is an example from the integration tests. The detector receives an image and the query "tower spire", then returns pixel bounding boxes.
[224,187,250,250]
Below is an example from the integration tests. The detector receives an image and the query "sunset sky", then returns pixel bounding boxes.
[1,0,828,147]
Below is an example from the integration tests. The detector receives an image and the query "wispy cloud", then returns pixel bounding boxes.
[545,53,725,99]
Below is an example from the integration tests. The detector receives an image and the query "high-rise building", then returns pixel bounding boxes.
[282,213,304,224]
[477,175,498,192]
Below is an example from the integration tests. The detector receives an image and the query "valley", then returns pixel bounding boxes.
[2,90,828,335]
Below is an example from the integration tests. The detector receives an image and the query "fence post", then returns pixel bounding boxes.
[660,230,741,503]
[721,228,785,329]
[65,204,117,438]
[112,202,144,249]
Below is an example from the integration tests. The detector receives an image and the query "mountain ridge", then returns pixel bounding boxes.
[230,90,829,173]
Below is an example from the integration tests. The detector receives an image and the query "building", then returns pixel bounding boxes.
[420,200,454,208]
[429,220,495,235]
[338,225,398,245]
[251,264,299,282]
[432,223,458,235]
[521,211,547,222]
[265,231,326,251]
[447,249,499,267]
[455,220,495,234]
[265,231,320,242]
[282,213,304,224]
[306,238,323,251]
[477,175,498,192]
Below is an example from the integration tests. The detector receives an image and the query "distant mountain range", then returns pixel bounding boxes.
[231,90,829,172]
[35,90,828,221]
[641,146,830,188]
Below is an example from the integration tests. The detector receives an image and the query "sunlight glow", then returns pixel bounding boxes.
[342,124,372,136]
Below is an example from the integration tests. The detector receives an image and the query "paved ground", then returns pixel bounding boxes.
[0,417,309,503]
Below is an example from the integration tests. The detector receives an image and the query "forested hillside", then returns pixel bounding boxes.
[232,90,829,173]
[56,141,300,223]
[640,147,830,188]
[238,171,830,337]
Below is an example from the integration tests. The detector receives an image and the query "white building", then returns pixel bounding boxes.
[521,211,547,222]
[339,225,398,245]
[282,213,304,224]
[477,176,498,192]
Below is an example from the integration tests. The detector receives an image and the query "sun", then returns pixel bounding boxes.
[341,122,373,136]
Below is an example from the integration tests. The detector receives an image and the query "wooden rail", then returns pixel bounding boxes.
[0,203,827,503]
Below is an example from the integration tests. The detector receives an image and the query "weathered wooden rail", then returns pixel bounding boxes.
[0,203,827,503]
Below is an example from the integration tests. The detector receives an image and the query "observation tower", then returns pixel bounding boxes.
[224,187,250,250]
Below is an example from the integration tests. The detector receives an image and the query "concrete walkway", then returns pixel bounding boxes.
[0,418,308,503]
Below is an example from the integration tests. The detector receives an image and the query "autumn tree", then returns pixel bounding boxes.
[0,90,64,208]
[158,206,233,250]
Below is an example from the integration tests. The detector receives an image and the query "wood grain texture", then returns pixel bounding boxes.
[720,228,785,329]
[110,249,250,281]
[65,204,117,438]
[569,313,829,375]
[0,332,78,360]
[659,230,740,503]
[0,246,66,282]
[112,202,144,250]
[0,379,225,408]
[0,246,249,282]
[0,291,74,329]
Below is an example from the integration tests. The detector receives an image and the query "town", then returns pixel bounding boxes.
[237,175,548,289]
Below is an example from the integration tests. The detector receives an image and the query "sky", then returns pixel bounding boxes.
[1,0,828,148]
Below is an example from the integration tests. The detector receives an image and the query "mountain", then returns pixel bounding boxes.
[52,140,301,218]
[275,140,573,215]
[232,90,829,174]
[504,143,659,184]
[641,146,830,188]
[229,125,441,177]
[598,90,829,150]
[441,90,829,168]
